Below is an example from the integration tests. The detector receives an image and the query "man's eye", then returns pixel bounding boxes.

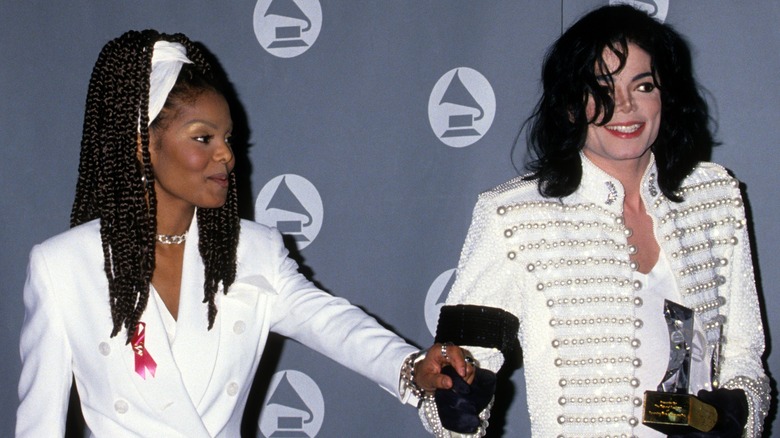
[637,82,656,92]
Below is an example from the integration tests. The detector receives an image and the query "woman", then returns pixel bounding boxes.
[16,29,469,437]
[425,5,769,437]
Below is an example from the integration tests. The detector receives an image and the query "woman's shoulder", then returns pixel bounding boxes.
[35,219,101,254]
[28,220,103,275]
[239,219,279,237]
[237,219,286,248]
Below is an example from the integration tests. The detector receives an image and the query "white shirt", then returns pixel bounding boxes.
[634,251,712,437]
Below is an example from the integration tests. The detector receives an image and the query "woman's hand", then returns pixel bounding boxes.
[413,343,495,434]
[413,342,476,392]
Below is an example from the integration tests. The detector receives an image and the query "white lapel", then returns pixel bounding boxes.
[118,288,212,436]
[170,216,221,408]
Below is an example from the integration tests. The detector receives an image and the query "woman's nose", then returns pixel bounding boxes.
[215,140,234,164]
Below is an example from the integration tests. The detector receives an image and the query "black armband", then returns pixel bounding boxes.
[435,305,519,358]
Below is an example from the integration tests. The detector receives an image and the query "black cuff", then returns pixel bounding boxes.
[435,305,520,359]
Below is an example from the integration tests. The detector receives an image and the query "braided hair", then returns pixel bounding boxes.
[70,30,240,341]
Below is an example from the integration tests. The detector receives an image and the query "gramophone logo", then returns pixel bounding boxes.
[428,67,496,148]
[609,0,669,22]
[424,269,456,336]
[258,370,324,438]
[255,174,324,250]
[253,0,323,58]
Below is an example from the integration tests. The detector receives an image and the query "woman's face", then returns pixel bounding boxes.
[149,89,234,211]
[583,42,661,172]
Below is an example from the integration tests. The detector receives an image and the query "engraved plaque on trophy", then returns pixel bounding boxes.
[642,300,718,434]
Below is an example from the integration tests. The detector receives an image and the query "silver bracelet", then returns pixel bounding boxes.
[420,394,492,437]
[400,350,430,405]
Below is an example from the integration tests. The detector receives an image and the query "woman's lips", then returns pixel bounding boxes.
[208,173,229,188]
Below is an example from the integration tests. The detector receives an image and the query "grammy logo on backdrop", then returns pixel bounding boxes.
[428,67,496,148]
[253,0,322,58]
[264,0,312,49]
[642,300,718,433]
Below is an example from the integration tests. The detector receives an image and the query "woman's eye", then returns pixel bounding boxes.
[225,136,232,146]
[194,135,213,144]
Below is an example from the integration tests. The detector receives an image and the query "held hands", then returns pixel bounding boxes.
[414,342,475,392]
[414,343,496,434]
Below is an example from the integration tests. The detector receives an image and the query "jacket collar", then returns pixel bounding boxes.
[574,152,661,214]
[119,214,220,423]
[169,214,221,406]
[116,289,211,437]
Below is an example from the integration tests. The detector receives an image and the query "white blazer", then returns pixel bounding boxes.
[17,218,416,437]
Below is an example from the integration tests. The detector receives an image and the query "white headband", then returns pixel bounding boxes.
[145,40,193,127]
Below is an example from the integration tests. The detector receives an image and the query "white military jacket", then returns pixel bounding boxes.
[445,154,769,437]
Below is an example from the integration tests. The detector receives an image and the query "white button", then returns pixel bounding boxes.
[226,382,239,396]
[99,342,111,356]
[233,321,246,334]
[114,400,129,414]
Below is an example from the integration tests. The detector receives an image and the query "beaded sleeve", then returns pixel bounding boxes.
[443,181,529,373]
[704,170,770,436]
[417,185,528,437]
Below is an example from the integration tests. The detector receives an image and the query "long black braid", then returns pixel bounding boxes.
[70,30,239,341]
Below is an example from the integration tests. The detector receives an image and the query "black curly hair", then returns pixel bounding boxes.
[525,5,715,201]
[70,29,240,341]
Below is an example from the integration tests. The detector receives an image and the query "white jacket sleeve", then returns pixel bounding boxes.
[717,188,770,437]
[16,245,74,437]
[262,229,417,399]
[418,194,521,437]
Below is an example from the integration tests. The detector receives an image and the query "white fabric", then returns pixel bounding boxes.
[147,40,192,126]
[17,218,417,437]
[436,154,769,437]
[632,255,673,438]
[152,286,177,343]
[634,252,712,397]
[633,252,711,437]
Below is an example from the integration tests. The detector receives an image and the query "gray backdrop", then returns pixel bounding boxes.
[2,1,778,436]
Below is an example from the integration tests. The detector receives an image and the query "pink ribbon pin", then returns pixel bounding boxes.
[131,322,157,379]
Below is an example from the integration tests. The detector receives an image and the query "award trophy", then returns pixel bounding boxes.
[642,300,718,433]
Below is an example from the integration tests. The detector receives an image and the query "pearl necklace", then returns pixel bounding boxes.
[156,231,187,245]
